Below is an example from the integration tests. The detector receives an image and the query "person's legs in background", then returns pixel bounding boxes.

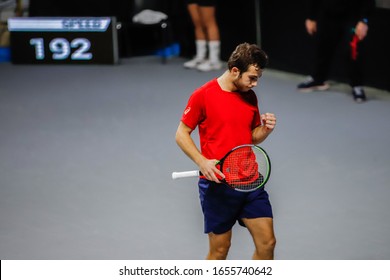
[183,1,221,71]
[183,3,208,69]
[297,19,340,92]
[196,4,222,71]
[347,22,368,103]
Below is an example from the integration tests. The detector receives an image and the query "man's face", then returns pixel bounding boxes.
[232,65,262,92]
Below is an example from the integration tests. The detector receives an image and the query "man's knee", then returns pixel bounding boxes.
[209,242,231,259]
[258,237,276,254]
[208,235,231,260]
[267,237,276,250]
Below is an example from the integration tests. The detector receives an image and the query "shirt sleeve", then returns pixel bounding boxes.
[181,89,205,130]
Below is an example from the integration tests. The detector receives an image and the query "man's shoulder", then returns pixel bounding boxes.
[194,78,218,93]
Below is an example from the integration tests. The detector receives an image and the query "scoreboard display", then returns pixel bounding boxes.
[8,17,119,64]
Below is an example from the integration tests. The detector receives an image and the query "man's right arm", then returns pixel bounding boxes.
[175,121,224,183]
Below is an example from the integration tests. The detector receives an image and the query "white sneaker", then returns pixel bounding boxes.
[183,57,205,69]
[197,60,223,72]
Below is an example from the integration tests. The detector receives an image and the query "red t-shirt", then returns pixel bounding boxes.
[181,79,261,160]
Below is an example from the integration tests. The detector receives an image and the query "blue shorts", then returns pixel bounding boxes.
[198,178,273,234]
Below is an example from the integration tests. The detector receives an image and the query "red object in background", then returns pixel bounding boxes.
[350,34,359,60]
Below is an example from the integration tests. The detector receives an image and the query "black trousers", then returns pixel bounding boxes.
[312,17,367,87]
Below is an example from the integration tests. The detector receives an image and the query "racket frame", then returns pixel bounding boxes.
[172,144,271,192]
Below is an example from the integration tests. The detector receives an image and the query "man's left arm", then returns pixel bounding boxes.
[252,113,276,145]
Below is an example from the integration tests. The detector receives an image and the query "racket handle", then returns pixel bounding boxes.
[172,170,200,180]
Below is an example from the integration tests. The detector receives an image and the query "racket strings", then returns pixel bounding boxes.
[222,146,266,191]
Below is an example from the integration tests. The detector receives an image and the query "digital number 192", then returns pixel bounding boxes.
[30,38,93,60]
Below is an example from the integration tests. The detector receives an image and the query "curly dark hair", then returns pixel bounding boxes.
[227,43,269,73]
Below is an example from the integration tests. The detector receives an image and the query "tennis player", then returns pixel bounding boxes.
[175,43,277,260]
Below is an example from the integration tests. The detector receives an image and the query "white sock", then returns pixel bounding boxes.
[208,40,220,63]
[195,40,207,60]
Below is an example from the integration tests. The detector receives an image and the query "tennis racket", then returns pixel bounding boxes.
[172,144,271,192]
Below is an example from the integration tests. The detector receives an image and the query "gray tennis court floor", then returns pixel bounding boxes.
[1,56,389,259]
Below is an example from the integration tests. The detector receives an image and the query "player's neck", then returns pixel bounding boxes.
[217,71,238,92]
